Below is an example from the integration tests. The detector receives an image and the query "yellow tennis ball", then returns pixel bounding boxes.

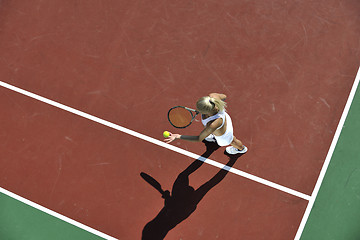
[163,131,170,138]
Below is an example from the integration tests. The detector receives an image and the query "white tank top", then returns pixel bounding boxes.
[201,110,226,130]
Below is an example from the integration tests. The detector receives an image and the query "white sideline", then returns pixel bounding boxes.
[294,66,360,240]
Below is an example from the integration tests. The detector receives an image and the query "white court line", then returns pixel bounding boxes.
[294,66,360,240]
[0,186,117,240]
[0,80,310,200]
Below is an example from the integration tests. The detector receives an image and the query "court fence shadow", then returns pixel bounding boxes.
[140,141,245,240]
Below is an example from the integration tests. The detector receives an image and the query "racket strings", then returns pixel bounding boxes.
[168,107,194,128]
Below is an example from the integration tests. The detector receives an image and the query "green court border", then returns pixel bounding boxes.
[0,191,105,240]
[0,187,115,240]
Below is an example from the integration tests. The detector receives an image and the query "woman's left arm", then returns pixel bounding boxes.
[164,119,222,143]
[180,126,216,142]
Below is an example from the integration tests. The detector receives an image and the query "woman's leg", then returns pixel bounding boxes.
[230,136,245,150]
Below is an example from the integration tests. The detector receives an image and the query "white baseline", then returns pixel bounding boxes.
[0,80,310,200]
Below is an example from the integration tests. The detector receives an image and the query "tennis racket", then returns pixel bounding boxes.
[167,106,199,128]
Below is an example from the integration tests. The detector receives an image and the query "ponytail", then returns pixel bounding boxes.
[196,96,227,113]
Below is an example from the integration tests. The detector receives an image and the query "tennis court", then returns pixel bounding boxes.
[1,1,360,239]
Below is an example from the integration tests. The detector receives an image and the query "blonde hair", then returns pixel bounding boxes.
[196,96,227,113]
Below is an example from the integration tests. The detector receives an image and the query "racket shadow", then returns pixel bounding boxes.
[141,141,244,240]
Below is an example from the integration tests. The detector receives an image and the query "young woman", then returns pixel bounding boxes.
[164,93,247,154]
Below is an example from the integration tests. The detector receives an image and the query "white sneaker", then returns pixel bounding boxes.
[204,135,216,142]
[226,146,248,154]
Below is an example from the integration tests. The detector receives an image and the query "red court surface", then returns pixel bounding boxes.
[1,0,359,239]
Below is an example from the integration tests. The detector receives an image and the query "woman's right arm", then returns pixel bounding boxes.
[209,93,226,101]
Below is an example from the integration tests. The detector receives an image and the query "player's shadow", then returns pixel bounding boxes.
[141,141,245,240]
